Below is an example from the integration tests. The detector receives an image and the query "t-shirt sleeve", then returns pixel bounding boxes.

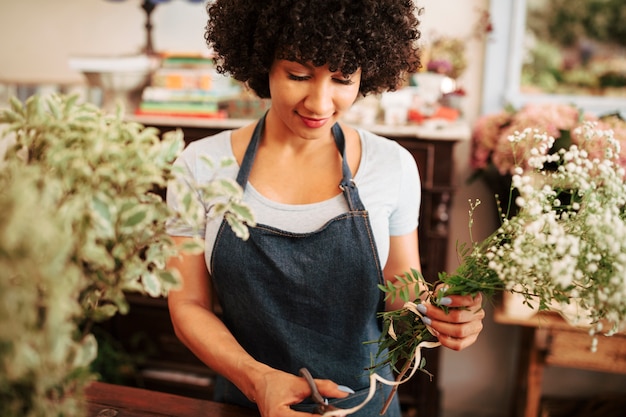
[389,145,421,236]
[165,145,207,238]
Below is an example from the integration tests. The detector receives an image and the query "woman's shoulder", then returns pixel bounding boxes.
[357,128,415,165]
[175,130,236,180]
[182,130,233,157]
[355,127,420,190]
[182,122,257,165]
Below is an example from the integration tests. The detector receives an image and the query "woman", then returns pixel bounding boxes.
[166,1,485,416]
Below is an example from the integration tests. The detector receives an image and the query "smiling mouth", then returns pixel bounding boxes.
[299,115,331,128]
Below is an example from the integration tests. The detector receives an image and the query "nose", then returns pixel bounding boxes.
[303,79,334,117]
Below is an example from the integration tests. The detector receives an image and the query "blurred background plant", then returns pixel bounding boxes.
[522,0,626,96]
[0,94,253,416]
[422,6,493,81]
[415,6,493,113]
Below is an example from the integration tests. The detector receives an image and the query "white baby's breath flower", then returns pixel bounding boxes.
[482,121,626,331]
[377,120,626,376]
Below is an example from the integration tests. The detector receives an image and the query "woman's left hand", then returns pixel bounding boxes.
[420,293,485,351]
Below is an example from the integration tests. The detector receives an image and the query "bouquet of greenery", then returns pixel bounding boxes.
[361,121,626,415]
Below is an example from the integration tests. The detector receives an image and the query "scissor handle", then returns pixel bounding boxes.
[299,368,326,405]
[299,368,342,414]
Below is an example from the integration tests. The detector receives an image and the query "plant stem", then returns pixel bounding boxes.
[379,354,413,415]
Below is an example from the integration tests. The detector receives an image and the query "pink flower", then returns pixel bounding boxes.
[470,103,617,176]
[427,59,453,75]
[471,111,512,170]
[573,115,626,169]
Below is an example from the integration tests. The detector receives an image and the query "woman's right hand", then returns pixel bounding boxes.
[251,368,349,417]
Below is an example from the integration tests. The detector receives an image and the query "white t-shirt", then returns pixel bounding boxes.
[167,128,421,271]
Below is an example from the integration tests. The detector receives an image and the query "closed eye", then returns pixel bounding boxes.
[288,73,310,81]
[287,73,354,85]
[333,78,355,86]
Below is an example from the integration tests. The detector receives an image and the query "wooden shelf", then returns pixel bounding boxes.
[495,305,626,417]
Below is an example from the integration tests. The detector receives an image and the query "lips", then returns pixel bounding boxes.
[299,115,330,129]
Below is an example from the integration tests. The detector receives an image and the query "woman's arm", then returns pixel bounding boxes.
[166,236,348,416]
[382,230,421,311]
[383,230,485,351]
[167,236,268,400]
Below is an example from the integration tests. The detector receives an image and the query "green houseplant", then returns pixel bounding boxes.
[0,94,254,416]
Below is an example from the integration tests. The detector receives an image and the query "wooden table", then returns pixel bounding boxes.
[494,306,626,417]
[85,381,260,417]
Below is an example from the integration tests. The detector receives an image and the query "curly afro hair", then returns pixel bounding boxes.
[205,0,422,99]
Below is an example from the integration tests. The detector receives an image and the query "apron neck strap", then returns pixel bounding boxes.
[236,113,355,191]
[235,114,265,188]
[332,122,356,191]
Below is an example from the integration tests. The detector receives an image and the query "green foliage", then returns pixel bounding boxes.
[374,257,504,376]
[523,0,626,95]
[373,269,434,375]
[372,201,504,376]
[89,325,152,386]
[0,94,254,416]
[521,40,563,92]
[1,95,188,318]
[527,0,625,47]
[0,164,95,417]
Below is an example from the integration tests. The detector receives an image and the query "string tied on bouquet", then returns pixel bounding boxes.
[321,301,441,417]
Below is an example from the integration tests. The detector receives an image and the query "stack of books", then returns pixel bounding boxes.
[135,53,240,118]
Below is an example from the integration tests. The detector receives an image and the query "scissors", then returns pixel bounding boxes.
[299,368,342,415]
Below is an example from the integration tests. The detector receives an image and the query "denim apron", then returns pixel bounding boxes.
[210,115,401,416]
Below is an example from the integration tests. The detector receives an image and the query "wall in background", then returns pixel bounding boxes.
[1,1,625,416]
[0,0,206,83]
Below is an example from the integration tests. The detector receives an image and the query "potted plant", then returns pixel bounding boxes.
[0,94,253,416]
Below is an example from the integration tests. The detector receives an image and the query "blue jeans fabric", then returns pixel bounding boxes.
[210,116,401,416]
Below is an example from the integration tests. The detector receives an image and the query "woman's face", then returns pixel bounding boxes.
[267,59,361,140]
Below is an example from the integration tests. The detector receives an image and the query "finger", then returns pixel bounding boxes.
[437,331,481,351]
[436,292,483,308]
[428,319,483,349]
[435,314,484,336]
[423,302,485,324]
[313,378,353,399]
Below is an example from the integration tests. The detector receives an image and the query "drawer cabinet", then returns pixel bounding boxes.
[545,328,626,373]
